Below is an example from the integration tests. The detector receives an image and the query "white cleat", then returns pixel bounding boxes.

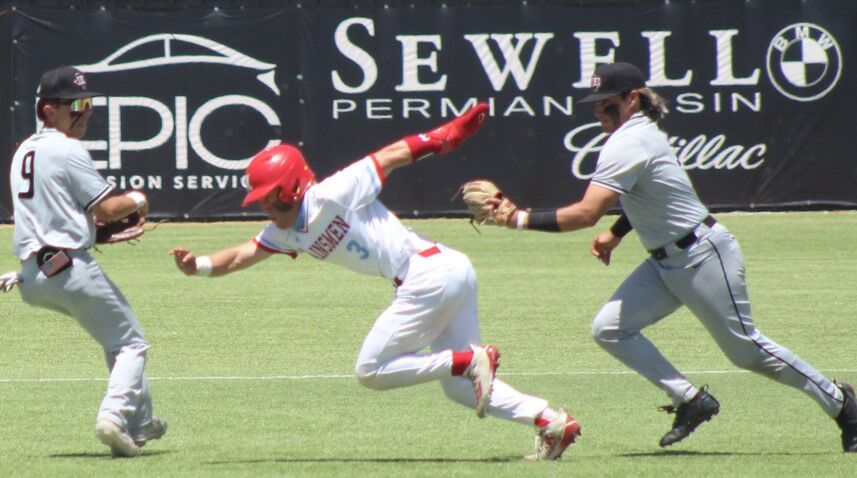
[133,417,168,447]
[95,419,141,458]
[524,408,581,461]
[465,343,500,418]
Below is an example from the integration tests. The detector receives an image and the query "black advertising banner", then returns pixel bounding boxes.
[2,0,856,220]
[6,7,302,219]
[0,6,10,219]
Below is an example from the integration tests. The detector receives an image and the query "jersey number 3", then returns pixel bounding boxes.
[346,240,370,260]
[18,151,35,199]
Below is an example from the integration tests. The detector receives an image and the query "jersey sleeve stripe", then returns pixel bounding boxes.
[85,184,114,211]
[253,237,298,258]
[369,154,386,184]
[591,180,628,194]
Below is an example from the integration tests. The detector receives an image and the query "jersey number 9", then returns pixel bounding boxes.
[18,151,35,199]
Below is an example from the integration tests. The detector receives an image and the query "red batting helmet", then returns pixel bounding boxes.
[242,144,316,207]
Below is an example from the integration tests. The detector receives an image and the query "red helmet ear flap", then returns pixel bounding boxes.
[277,162,315,203]
[242,144,316,207]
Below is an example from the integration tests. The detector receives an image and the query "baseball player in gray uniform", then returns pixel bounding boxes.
[479,62,856,451]
[170,103,581,460]
[3,66,166,457]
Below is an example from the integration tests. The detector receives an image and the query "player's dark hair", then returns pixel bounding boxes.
[635,87,669,123]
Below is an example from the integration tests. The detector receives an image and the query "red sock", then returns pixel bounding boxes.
[451,350,474,376]
[535,408,558,428]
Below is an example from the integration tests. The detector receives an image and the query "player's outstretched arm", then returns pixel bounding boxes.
[170,239,271,278]
[552,184,620,232]
[373,102,489,177]
[477,182,620,232]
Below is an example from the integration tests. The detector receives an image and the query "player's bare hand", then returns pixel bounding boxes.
[170,247,197,275]
[591,231,622,266]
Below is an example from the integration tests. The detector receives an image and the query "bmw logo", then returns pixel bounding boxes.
[766,23,842,102]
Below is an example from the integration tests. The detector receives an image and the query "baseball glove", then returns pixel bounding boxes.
[95,212,145,244]
[460,180,519,227]
[0,271,21,292]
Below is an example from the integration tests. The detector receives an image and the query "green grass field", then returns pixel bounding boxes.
[1,213,855,476]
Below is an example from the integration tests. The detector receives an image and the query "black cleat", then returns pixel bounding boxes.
[834,381,857,452]
[659,386,720,447]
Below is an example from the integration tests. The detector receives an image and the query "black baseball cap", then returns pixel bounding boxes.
[578,62,646,104]
[37,66,102,100]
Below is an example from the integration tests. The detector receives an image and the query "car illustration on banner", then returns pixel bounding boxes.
[75,33,280,96]
[69,32,286,174]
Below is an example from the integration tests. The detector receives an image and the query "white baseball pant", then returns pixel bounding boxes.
[355,244,549,424]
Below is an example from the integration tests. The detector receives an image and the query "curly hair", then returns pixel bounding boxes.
[636,87,669,123]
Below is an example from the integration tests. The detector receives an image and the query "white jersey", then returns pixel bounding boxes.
[10,128,113,260]
[591,113,709,250]
[254,156,434,280]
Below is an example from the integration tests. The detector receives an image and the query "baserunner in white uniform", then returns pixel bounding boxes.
[170,104,581,461]
[477,62,857,452]
[4,66,166,458]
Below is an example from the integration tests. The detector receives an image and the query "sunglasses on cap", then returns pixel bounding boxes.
[59,97,93,112]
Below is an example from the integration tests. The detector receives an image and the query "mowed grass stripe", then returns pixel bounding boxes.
[5,368,857,383]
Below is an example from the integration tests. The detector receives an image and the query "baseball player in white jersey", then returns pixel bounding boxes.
[3,66,166,458]
[477,62,857,451]
[170,103,581,460]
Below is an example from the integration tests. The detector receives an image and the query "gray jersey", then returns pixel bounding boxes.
[589,114,843,423]
[591,113,708,250]
[10,128,112,260]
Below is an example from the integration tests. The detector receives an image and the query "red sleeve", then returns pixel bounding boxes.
[253,238,298,259]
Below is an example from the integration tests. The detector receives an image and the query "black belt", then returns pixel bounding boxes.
[648,215,717,260]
